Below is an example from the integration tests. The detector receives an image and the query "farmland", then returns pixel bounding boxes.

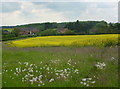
[2,34,119,87]
[8,34,119,48]
[1,1,119,88]
[2,28,14,32]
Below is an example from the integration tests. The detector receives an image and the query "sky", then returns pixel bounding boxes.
[0,0,119,26]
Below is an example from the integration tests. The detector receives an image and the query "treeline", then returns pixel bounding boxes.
[2,20,120,41]
[15,20,119,34]
[66,20,119,34]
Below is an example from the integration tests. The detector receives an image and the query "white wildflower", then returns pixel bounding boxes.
[49,78,54,82]
[80,81,83,84]
[38,84,41,86]
[36,70,38,72]
[88,78,92,80]
[56,73,59,75]
[83,82,86,85]
[18,62,22,65]
[42,83,45,85]
[33,77,37,82]
[30,64,33,67]
[12,77,14,79]
[46,67,50,71]
[86,84,89,86]
[95,62,106,69]
[40,81,42,83]
[30,74,34,77]
[111,57,115,60]
[91,81,96,84]
[82,78,86,81]
[40,61,42,64]
[29,80,34,84]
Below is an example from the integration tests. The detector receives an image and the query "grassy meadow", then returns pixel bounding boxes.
[2,34,119,87]
[2,28,14,32]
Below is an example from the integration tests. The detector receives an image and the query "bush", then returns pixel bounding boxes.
[41,29,57,36]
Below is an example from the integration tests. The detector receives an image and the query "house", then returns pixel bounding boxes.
[31,29,39,35]
[19,29,39,35]
[19,30,30,35]
[57,28,68,34]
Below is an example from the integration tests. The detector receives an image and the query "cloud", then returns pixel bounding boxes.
[23,2,118,22]
[32,2,88,21]
[77,3,118,22]
[1,0,119,2]
[0,2,118,26]
[1,2,21,13]
[1,2,68,26]
[33,2,87,12]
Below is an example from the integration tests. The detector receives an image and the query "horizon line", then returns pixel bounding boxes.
[0,20,118,27]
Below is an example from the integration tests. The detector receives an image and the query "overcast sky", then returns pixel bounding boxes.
[0,1,118,26]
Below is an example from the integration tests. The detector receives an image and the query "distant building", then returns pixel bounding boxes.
[19,29,39,35]
[57,28,68,33]
[19,30,30,35]
[31,29,39,35]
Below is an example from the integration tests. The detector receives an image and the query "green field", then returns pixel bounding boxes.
[2,28,14,32]
[2,44,118,87]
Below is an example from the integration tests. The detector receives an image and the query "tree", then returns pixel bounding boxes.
[89,21,108,34]
[12,28,21,37]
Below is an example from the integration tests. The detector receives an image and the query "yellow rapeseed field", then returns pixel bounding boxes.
[8,34,119,48]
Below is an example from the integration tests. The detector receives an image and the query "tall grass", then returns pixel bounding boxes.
[2,47,118,87]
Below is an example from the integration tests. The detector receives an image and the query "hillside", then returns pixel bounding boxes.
[2,20,120,41]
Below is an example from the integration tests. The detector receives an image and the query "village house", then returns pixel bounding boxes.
[19,29,39,35]
[57,28,68,34]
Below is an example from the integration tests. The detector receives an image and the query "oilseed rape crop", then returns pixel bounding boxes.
[8,34,119,48]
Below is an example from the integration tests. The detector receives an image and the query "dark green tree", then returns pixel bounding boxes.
[12,28,21,37]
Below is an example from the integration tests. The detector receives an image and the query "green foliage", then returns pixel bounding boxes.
[2,34,38,41]
[41,29,57,36]
[12,28,21,37]
[64,30,76,35]
[2,20,120,41]
[2,28,14,32]
[2,46,118,87]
